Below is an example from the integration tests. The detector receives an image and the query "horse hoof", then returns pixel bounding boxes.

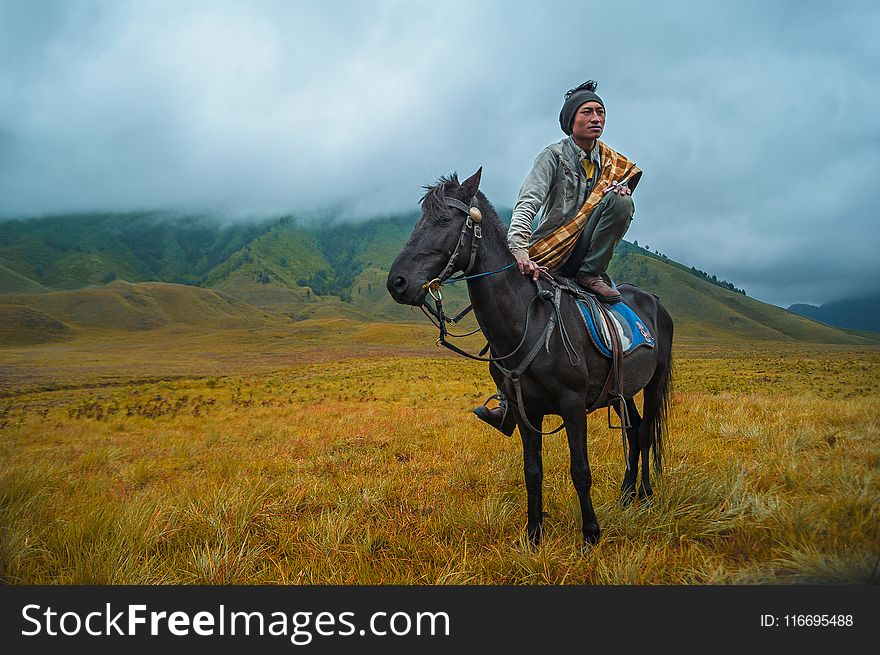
[619,486,636,507]
[582,523,601,547]
[526,523,543,547]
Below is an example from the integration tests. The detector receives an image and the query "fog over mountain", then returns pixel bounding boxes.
[1,0,878,308]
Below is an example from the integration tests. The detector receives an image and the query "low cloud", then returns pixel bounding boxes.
[1,0,877,307]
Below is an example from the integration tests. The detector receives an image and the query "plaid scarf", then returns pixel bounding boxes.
[529,141,640,270]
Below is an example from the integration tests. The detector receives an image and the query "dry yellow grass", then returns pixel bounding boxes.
[1,326,878,584]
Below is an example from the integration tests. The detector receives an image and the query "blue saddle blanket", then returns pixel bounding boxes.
[576,295,655,358]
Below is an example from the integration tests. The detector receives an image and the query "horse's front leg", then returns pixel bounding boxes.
[561,401,600,547]
[518,410,544,547]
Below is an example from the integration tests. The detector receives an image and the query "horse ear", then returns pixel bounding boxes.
[459,167,482,199]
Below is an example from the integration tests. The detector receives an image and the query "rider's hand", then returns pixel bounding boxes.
[515,253,541,281]
[603,182,632,196]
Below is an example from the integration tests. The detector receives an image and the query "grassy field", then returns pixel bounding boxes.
[1,323,879,584]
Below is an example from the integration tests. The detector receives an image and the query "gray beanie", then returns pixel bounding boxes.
[559,81,604,135]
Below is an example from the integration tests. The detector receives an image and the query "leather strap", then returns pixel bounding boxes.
[587,301,631,470]
[434,195,481,280]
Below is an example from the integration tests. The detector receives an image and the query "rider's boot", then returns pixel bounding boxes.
[473,394,516,436]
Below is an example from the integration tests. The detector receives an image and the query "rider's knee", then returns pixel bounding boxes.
[604,191,634,220]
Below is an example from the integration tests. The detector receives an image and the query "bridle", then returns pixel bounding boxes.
[419,194,516,357]
[429,194,484,288]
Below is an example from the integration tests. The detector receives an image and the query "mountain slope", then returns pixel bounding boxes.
[0,211,875,345]
[0,280,278,336]
[202,216,338,317]
[310,214,421,300]
[0,304,75,345]
[318,215,865,342]
[0,212,274,290]
[608,254,869,344]
[0,263,49,294]
[788,292,880,333]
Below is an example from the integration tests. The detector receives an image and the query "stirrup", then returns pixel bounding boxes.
[473,393,515,436]
[484,393,509,418]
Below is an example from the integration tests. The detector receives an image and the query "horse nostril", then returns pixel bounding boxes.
[391,276,408,295]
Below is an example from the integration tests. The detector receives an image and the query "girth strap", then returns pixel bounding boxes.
[587,300,632,469]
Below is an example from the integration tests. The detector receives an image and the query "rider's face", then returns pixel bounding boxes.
[570,101,605,142]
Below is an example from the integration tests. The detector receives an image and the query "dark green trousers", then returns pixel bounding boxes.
[559,191,634,277]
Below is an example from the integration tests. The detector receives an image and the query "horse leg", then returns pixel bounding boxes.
[518,410,544,547]
[638,371,667,502]
[561,402,600,546]
[614,397,642,506]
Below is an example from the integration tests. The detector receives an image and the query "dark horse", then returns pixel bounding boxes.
[387,168,673,547]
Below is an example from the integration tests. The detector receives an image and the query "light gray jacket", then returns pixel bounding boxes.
[507,136,604,261]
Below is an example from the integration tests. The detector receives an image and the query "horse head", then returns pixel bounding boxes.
[386,167,483,306]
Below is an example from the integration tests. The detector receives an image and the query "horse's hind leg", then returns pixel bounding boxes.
[518,410,545,547]
[638,371,666,501]
[614,398,641,506]
[561,400,600,546]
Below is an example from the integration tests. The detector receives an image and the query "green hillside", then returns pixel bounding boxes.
[0,263,48,294]
[309,215,420,301]
[608,254,869,344]
[0,280,278,337]
[309,214,470,321]
[0,212,274,290]
[202,216,341,317]
[0,211,875,346]
[0,304,75,345]
[329,213,872,344]
[204,216,332,289]
[615,239,747,295]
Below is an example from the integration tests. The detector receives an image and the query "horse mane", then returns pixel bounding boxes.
[419,173,458,220]
[419,172,501,226]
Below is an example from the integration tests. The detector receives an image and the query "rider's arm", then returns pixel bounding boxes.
[507,148,557,262]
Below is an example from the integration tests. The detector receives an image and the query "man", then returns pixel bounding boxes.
[474,80,642,435]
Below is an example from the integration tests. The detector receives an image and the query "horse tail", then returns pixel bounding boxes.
[650,304,674,476]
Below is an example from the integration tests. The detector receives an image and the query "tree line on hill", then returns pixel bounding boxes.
[631,240,746,295]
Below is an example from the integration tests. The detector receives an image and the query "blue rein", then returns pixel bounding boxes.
[444,262,516,284]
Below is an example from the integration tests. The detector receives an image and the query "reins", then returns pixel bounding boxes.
[416,196,576,435]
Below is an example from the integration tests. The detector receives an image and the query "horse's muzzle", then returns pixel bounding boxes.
[388,274,408,299]
[386,272,427,306]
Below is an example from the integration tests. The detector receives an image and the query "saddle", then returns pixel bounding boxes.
[552,276,655,358]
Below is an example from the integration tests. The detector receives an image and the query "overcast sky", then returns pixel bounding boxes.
[1,0,878,307]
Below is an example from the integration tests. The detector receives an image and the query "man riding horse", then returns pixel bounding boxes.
[387,92,671,543]
[475,80,642,435]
